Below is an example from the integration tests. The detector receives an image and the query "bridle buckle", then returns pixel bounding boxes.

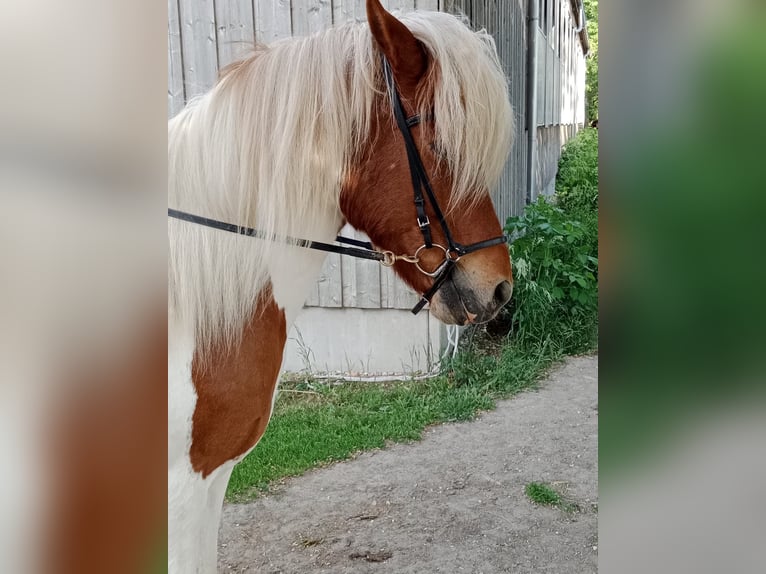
[417,216,430,229]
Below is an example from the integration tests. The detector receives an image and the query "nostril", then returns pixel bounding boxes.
[494,280,513,306]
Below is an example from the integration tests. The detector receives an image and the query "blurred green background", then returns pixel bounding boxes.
[601,0,766,474]
[600,2,766,570]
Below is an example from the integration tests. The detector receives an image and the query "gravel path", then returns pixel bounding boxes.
[219,355,598,573]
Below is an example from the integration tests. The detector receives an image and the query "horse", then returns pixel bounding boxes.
[168,1,514,571]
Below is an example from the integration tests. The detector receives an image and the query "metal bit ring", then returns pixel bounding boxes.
[414,244,456,277]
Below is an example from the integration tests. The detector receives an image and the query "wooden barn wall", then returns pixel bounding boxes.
[449,0,528,225]
[442,0,585,213]
[167,0,585,310]
[168,0,441,118]
[532,0,587,196]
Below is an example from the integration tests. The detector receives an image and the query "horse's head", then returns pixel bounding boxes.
[340,0,513,326]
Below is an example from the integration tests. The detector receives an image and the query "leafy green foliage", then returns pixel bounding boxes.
[503,129,599,355]
[447,339,554,396]
[506,200,597,353]
[584,0,598,122]
[556,128,599,215]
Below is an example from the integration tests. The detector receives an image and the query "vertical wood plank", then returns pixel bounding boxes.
[448,0,472,19]
[341,237,359,307]
[380,266,394,308]
[415,0,439,11]
[547,44,554,125]
[385,0,415,13]
[510,2,523,216]
[393,275,420,309]
[486,0,496,36]
[536,28,545,126]
[441,0,461,16]
[254,0,292,43]
[305,277,321,306]
[507,0,514,218]
[380,267,419,309]
[316,254,343,307]
[214,0,255,69]
[556,59,566,124]
[473,0,484,33]
[333,0,416,23]
[178,0,219,99]
[515,0,526,216]
[333,0,365,24]
[168,0,185,118]
[379,252,395,308]
[561,8,568,123]
[341,228,382,308]
[292,0,333,36]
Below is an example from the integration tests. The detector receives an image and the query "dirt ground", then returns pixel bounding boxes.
[218,355,598,574]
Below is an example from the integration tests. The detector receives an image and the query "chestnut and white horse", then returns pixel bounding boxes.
[168,1,514,571]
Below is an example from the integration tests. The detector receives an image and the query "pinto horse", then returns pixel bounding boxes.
[168,1,514,571]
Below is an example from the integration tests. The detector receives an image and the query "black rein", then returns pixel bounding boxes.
[167,208,384,262]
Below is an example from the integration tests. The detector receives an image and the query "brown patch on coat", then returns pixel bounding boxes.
[189,292,286,477]
[48,302,167,574]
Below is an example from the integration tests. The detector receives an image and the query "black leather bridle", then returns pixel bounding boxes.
[168,55,508,315]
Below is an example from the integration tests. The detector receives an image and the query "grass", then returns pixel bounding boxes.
[525,482,562,506]
[226,338,568,501]
[525,481,581,513]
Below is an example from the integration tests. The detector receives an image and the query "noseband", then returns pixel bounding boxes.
[168,55,507,315]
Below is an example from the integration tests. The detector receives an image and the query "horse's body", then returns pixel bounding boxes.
[168,2,514,571]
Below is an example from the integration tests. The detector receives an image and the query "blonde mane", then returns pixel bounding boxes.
[168,11,513,347]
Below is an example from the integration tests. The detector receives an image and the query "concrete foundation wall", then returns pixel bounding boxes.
[282,307,447,376]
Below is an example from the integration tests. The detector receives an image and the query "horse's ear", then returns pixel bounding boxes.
[366,0,427,89]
